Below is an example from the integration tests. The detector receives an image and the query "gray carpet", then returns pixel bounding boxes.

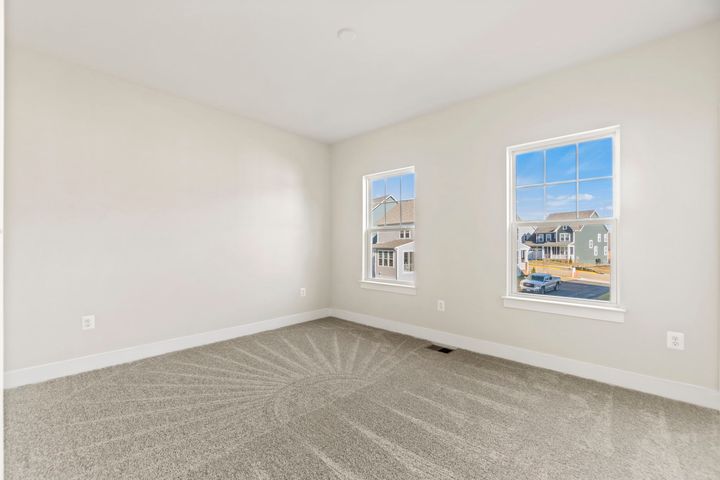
[4,317,720,479]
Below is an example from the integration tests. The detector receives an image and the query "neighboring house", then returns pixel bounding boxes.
[521,210,609,265]
[371,197,415,282]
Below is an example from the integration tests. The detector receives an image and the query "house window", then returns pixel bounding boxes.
[404,252,415,272]
[507,126,622,321]
[363,167,416,290]
[376,250,395,267]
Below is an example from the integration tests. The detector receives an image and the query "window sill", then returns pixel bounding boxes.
[360,280,416,295]
[502,295,625,323]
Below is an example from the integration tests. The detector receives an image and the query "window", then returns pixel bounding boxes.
[506,126,622,322]
[404,252,415,272]
[377,251,394,267]
[362,167,416,291]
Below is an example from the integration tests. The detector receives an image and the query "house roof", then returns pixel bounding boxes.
[375,199,415,225]
[535,225,561,234]
[546,210,598,221]
[371,195,397,209]
[534,210,598,233]
[372,239,414,250]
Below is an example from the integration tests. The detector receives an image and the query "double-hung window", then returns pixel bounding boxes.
[362,166,416,293]
[505,126,623,322]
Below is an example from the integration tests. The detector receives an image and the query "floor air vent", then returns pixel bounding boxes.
[426,344,454,354]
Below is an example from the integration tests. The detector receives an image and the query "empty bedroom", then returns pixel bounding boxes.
[2,0,720,478]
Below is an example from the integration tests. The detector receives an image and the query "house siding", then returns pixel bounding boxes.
[574,225,609,264]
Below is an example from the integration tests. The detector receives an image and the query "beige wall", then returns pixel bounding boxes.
[5,47,330,370]
[330,23,720,389]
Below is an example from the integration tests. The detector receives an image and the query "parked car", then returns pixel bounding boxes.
[520,273,560,294]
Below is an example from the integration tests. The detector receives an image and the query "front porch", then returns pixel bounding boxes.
[529,245,574,261]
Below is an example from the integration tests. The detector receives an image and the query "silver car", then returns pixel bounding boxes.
[521,273,561,294]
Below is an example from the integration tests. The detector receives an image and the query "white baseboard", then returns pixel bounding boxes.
[330,308,720,411]
[4,308,331,389]
[7,306,718,411]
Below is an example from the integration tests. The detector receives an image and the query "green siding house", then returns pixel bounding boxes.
[521,210,609,265]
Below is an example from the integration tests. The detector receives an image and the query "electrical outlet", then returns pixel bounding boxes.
[437,300,445,312]
[81,315,96,330]
[300,288,306,297]
[667,331,684,350]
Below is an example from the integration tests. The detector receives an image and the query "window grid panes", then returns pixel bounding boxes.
[515,137,614,222]
[404,252,415,272]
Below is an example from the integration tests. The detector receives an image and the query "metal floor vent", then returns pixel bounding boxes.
[426,344,454,354]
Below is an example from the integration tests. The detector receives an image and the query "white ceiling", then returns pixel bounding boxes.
[8,0,720,143]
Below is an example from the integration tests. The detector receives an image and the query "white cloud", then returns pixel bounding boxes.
[545,193,593,207]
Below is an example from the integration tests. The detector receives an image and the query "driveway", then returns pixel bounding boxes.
[527,280,609,300]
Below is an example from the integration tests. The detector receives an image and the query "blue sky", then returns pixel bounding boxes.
[516,138,613,220]
[372,173,415,201]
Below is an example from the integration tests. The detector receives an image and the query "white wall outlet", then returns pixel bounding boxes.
[437,300,445,312]
[667,331,684,350]
[299,287,307,297]
[81,315,96,330]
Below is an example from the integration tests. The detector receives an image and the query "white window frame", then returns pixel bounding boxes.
[504,126,624,322]
[604,233,608,243]
[361,166,416,295]
[589,239,594,249]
